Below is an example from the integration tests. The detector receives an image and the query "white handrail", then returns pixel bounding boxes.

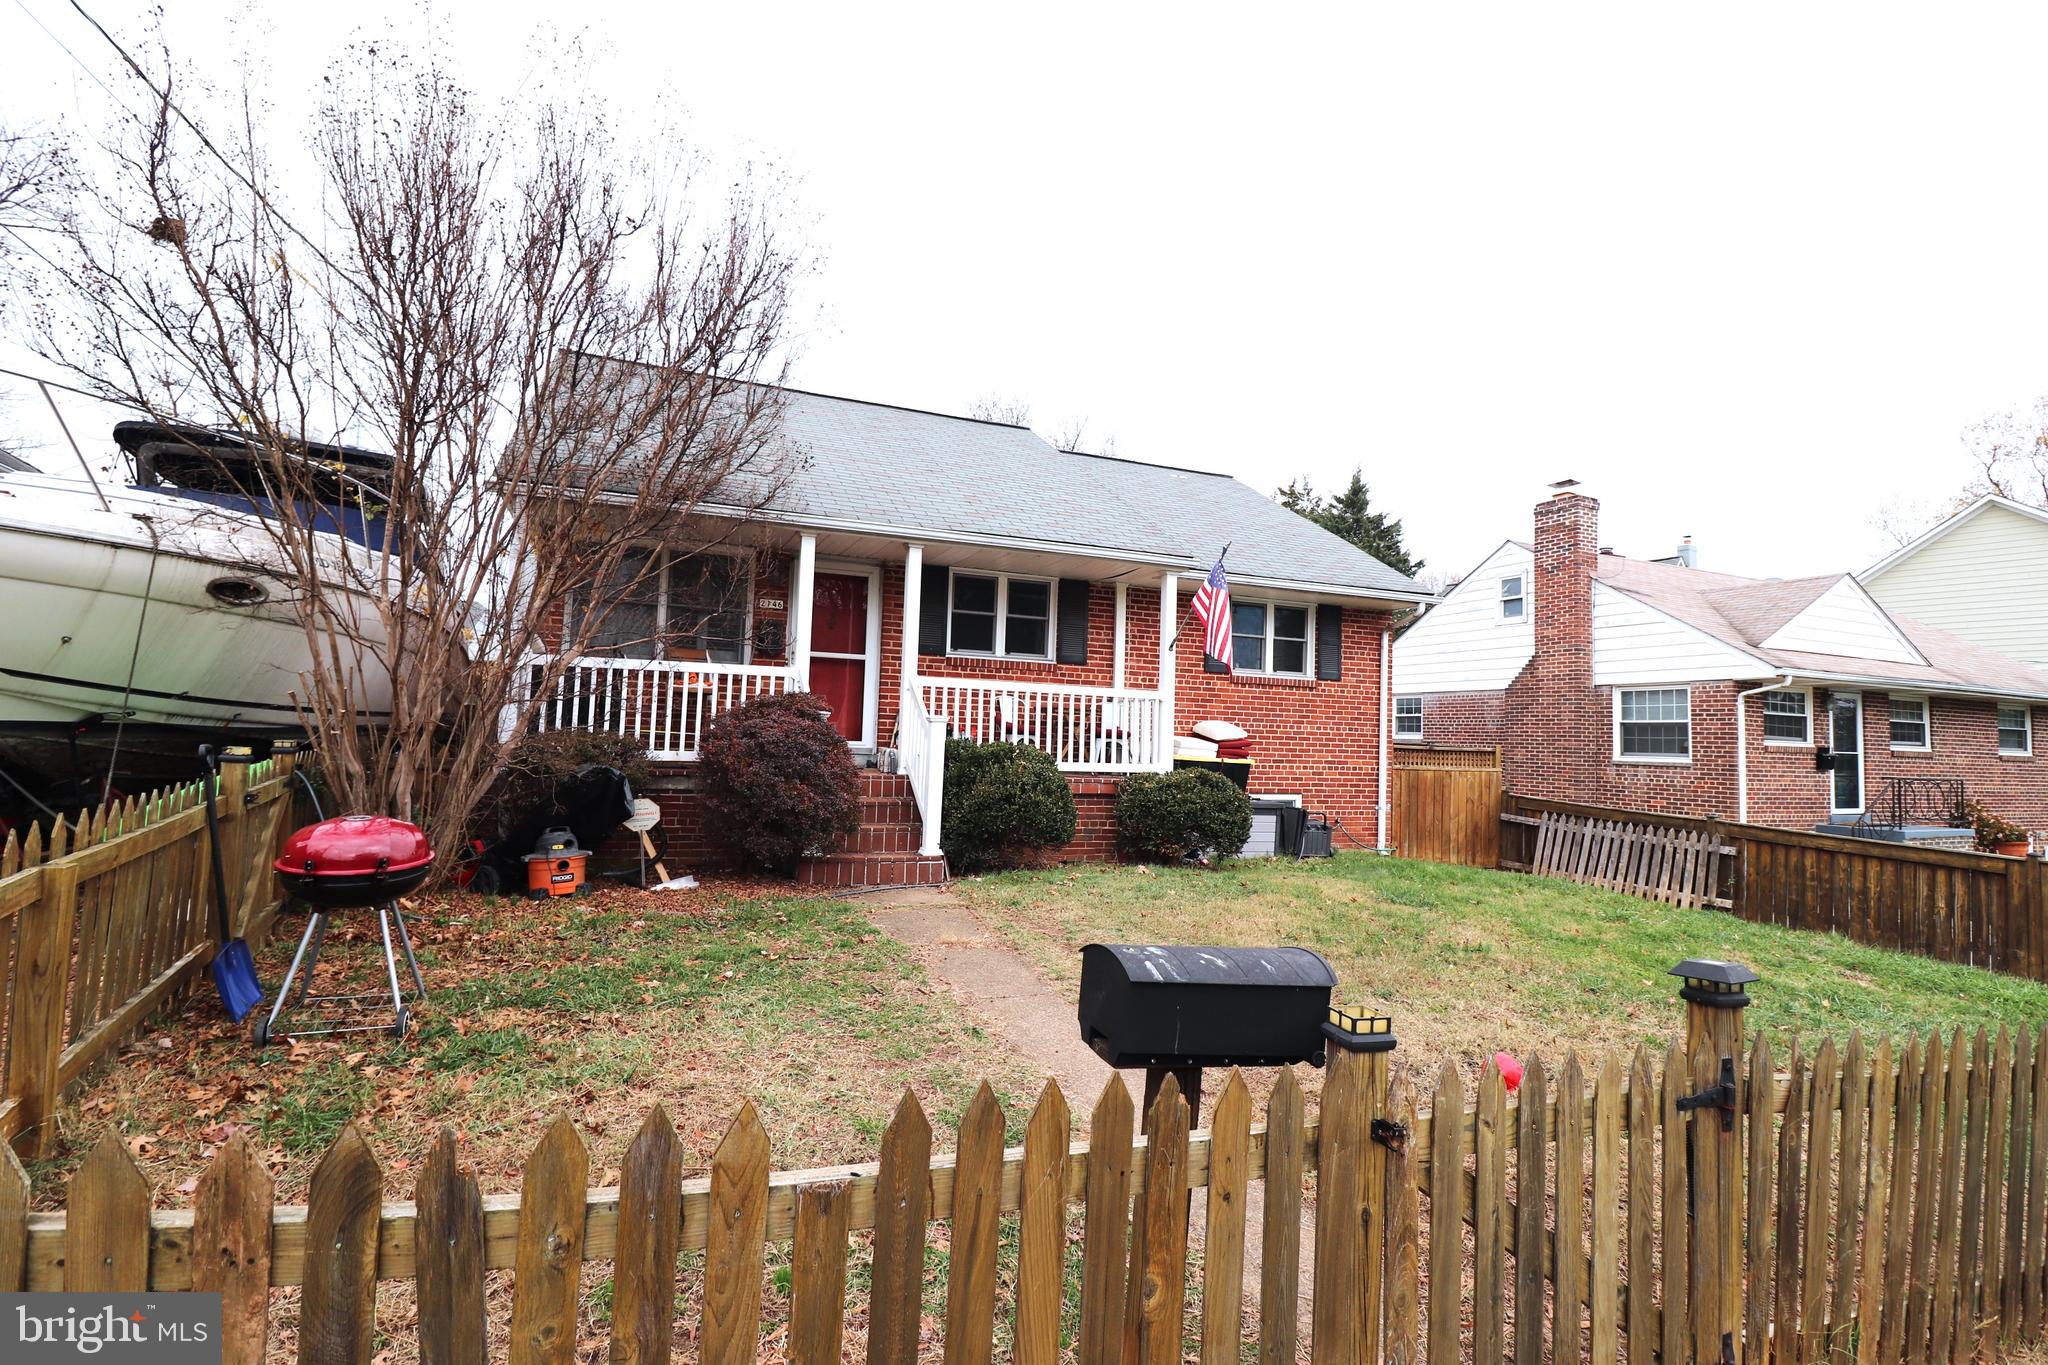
[897,685,946,857]
[517,654,797,761]
[917,677,1168,773]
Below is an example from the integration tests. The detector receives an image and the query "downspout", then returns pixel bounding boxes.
[1735,674,1796,824]
[1377,628,1393,852]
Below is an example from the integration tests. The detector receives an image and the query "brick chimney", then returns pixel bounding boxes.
[1531,484,1599,672]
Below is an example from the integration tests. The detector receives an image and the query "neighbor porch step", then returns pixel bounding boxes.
[838,821,925,855]
[797,852,949,890]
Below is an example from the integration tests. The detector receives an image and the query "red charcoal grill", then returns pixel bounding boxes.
[258,815,433,1046]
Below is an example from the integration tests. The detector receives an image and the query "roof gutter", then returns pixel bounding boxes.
[1779,669,2048,706]
[1735,674,1796,824]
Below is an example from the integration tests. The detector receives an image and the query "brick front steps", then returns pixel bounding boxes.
[796,771,948,889]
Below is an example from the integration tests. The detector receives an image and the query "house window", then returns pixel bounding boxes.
[1761,690,1810,744]
[1999,704,2032,756]
[948,573,1053,659]
[1395,696,1423,738]
[1889,697,1930,751]
[1616,687,1691,761]
[1230,599,1312,676]
[1500,575,1526,620]
[570,548,751,663]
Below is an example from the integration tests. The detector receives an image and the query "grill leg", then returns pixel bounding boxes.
[258,912,325,1046]
[379,905,409,1037]
[391,900,429,1002]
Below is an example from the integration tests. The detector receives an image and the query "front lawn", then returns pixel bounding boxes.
[41,881,1038,1206]
[955,852,2048,1085]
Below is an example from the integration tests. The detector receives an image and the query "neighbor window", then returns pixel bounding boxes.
[1616,687,1691,760]
[1999,704,2033,756]
[1231,599,1312,675]
[1761,690,1810,744]
[1889,697,1930,750]
[570,548,750,663]
[948,573,1053,659]
[1500,575,1526,620]
[1395,696,1423,737]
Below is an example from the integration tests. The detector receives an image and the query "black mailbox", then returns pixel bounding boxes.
[1078,943,1338,1069]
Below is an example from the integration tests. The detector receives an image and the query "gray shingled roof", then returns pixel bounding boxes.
[572,359,1426,599]
[1596,555,2048,698]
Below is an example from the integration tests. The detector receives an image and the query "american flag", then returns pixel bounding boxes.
[1190,554,1232,672]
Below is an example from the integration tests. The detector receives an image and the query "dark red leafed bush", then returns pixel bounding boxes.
[698,691,860,873]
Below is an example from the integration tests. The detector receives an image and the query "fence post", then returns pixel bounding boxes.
[1310,1008,1396,1365]
[1672,958,1757,1365]
[216,752,251,937]
[7,847,79,1160]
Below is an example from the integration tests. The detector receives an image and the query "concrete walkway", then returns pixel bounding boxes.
[863,884,1314,1346]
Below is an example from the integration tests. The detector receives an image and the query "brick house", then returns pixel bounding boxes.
[1393,486,2048,845]
[526,377,1430,884]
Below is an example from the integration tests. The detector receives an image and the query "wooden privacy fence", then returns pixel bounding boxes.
[0,751,301,1157]
[1502,795,2048,983]
[1392,746,1502,869]
[15,993,2048,1365]
[1502,808,1736,909]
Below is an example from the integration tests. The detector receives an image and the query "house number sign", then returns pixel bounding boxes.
[756,595,787,612]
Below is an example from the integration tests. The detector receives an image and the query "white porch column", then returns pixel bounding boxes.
[1112,582,1128,690]
[902,542,924,696]
[1157,572,1178,770]
[791,533,817,690]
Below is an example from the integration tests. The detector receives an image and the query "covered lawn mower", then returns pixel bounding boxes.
[257,814,432,1046]
[461,764,640,894]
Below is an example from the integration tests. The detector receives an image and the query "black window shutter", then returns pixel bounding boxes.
[1056,580,1091,665]
[919,565,950,655]
[1316,604,1343,680]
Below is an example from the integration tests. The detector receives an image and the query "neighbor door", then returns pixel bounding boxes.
[808,567,880,749]
[1829,692,1863,815]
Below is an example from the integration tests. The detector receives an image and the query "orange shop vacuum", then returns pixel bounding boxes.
[524,826,591,900]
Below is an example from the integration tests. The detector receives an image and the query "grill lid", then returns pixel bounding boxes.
[276,815,434,878]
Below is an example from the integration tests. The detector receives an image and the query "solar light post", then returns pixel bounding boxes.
[1670,957,1757,1365]
[1311,1006,1398,1365]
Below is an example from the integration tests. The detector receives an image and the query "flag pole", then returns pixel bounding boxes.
[1164,543,1229,653]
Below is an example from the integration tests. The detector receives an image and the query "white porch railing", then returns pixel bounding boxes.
[896,685,947,856]
[917,678,1169,773]
[520,655,797,761]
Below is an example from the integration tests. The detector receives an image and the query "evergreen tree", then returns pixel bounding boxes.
[1274,468,1423,577]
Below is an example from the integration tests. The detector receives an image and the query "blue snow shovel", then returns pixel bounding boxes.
[200,746,265,1021]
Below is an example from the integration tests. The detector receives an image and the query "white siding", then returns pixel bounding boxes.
[1392,542,1533,693]
[1591,581,1770,685]
[1863,502,2048,666]
[1761,577,1921,663]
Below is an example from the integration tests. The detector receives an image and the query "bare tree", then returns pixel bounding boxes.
[1961,397,2048,506]
[30,36,803,868]
[968,393,1033,426]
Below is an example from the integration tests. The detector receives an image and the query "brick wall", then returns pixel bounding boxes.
[1405,691,1507,749]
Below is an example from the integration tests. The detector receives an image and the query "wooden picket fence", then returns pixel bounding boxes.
[1505,808,1736,909]
[0,751,303,1157]
[11,1006,2048,1365]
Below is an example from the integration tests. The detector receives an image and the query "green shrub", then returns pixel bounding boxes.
[1116,769,1253,863]
[699,691,860,873]
[940,740,1077,873]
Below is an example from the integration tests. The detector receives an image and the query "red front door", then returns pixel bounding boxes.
[809,572,871,744]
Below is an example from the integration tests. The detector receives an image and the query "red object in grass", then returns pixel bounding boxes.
[1494,1051,1524,1093]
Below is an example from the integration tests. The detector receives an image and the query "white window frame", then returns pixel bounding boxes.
[1499,574,1527,621]
[1760,688,1813,747]
[1888,695,1931,753]
[1230,597,1316,677]
[1394,696,1423,738]
[946,571,1056,661]
[1613,685,1692,764]
[1999,704,2033,757]
[569,544,754,663]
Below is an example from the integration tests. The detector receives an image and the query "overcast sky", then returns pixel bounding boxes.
[6,2,2048,583]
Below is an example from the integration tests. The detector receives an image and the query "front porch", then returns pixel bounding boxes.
[514,533,1193,862]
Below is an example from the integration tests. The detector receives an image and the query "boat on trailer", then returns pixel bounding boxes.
[0,421,398,812]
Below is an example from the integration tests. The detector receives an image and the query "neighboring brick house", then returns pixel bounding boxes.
[1393,487,2048,845]
[528,370,1430,883]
